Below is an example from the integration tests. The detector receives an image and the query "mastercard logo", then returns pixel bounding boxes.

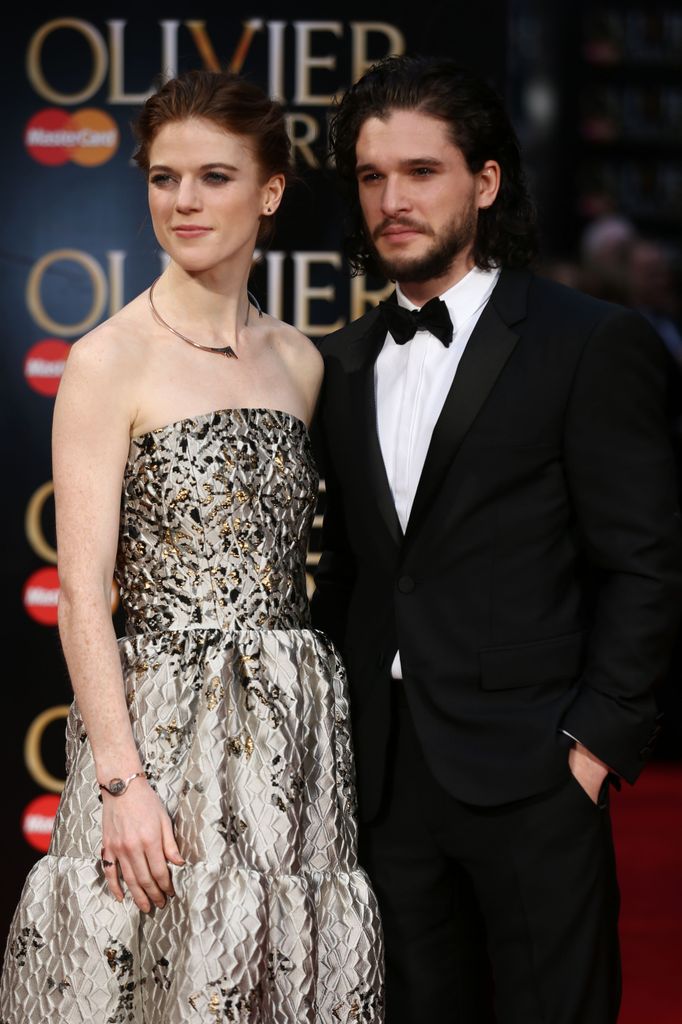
[22,793,60,852]
[23,567,120,626]
[23,566,60,626]
[24,339,71,397]
[24,107,119,167]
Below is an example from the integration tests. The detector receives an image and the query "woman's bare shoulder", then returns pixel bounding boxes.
[265,316,323,377]
[56,292,153,430]
[70,292,150,361]
[63,292,154,384]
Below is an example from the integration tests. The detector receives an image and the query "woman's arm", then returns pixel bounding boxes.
[53,328,184,912]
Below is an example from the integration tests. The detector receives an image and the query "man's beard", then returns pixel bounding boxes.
[368,205,478,284]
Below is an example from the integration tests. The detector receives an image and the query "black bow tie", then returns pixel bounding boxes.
[379,296,454,347]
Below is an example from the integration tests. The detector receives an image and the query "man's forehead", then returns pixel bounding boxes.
[355,110,457,161]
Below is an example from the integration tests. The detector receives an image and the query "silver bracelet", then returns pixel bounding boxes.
[98,771,144,796]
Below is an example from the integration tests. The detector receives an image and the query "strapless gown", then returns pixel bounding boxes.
[0,407,383,1023]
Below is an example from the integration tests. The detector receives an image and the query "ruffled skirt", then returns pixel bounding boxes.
[0,628,383,1022]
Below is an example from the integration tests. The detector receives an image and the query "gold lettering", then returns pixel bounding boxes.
[107,20,154,104]
[294,21,343,105]
[184,21,222,72]
[24,706,70,794]
[350,274,393,321]
[160,20,180,79]
[107,251,126,316]
[25,481,57,565]
[26,18,107,104]
[264,250,285,321]
[27,249,107,336]
[267,21,287,101]
[350,22,406,83]
[286,113,320,169]
[293,252,345,336]
[305,571,316,599]
[183,19,264,74]
[229,19,264,73]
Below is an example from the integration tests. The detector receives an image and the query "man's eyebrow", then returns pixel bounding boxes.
[355,156,444,176]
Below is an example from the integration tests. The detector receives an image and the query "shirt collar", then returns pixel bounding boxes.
[395,266,501,333]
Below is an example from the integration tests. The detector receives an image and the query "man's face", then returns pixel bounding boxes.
[355,109,494,284]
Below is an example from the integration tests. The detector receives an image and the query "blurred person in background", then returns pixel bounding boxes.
[628,238,682,374]
[580,212,637,304]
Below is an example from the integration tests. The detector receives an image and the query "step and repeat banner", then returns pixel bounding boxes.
[0,7,506,935]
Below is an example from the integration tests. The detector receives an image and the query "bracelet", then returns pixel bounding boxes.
[98,772,144,796]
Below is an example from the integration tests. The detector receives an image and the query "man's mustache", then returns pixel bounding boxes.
[371,217,434,241]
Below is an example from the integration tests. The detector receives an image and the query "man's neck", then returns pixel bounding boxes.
[398,255,476,307]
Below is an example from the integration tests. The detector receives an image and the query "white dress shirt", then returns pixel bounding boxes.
[374,265,500,678]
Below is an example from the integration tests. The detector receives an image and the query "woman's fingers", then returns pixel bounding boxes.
[101,849,124,902]
[104,838,170,911]
[119,849,167,911]
[147,849,175,898]
[161,814,185,869]
[115,854,152,912]
[102,789,183,911]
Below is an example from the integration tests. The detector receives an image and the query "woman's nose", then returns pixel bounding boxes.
[175,178,201,212]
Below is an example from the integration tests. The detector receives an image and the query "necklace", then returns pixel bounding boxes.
[148,276,263,360]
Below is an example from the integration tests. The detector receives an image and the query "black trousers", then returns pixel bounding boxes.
[359,686,621,1024]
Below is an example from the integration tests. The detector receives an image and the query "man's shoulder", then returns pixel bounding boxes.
[523,270,636,333]
[513,272,665,374]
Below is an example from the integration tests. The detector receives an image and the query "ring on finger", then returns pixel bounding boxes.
[100,847,116,869]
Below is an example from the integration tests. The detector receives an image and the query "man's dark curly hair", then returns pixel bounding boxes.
[329,55,538,276]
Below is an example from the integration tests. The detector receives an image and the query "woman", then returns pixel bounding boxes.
[0,70,383,1023]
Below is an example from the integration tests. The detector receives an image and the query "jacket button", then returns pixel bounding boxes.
[397,575,415,593]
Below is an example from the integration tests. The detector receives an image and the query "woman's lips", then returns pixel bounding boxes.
[172,226,212,237]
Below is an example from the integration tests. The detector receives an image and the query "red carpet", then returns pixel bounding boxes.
[611,763,682,1023]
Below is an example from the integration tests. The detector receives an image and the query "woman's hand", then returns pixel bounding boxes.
[100,778,185,912]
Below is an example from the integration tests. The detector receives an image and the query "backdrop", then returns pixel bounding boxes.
[2,2,681,945]
[0,2,509,937]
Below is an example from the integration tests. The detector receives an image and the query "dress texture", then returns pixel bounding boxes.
[0,407,384,1023]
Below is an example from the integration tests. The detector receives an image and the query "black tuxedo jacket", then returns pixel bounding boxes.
[311,268,682,819]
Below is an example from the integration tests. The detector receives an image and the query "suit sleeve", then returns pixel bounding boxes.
[309,378,357,653]
[560,308,682,782]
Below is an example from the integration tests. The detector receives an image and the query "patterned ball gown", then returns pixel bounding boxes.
[0,406,384,1023]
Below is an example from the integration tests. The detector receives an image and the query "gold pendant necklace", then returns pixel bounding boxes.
[147,276,263,360]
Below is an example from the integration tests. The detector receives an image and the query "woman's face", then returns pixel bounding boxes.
[147,116,283,274]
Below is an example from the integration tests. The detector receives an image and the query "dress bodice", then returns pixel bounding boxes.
[116,407,317,634]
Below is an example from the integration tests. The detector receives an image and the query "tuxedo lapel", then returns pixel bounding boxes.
[404,269,530,547]
[347,309,403,549]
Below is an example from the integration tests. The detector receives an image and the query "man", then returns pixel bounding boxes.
[311,56,682,1024]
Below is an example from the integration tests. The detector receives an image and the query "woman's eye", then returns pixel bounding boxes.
[205,172,230,183]
[149,173,173,185]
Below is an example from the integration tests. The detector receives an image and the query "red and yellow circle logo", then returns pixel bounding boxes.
[24,339,71,397]
[21,794,60,852]
[23,566,60,625]
[24,107,119,167]
[22,568,119,625]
